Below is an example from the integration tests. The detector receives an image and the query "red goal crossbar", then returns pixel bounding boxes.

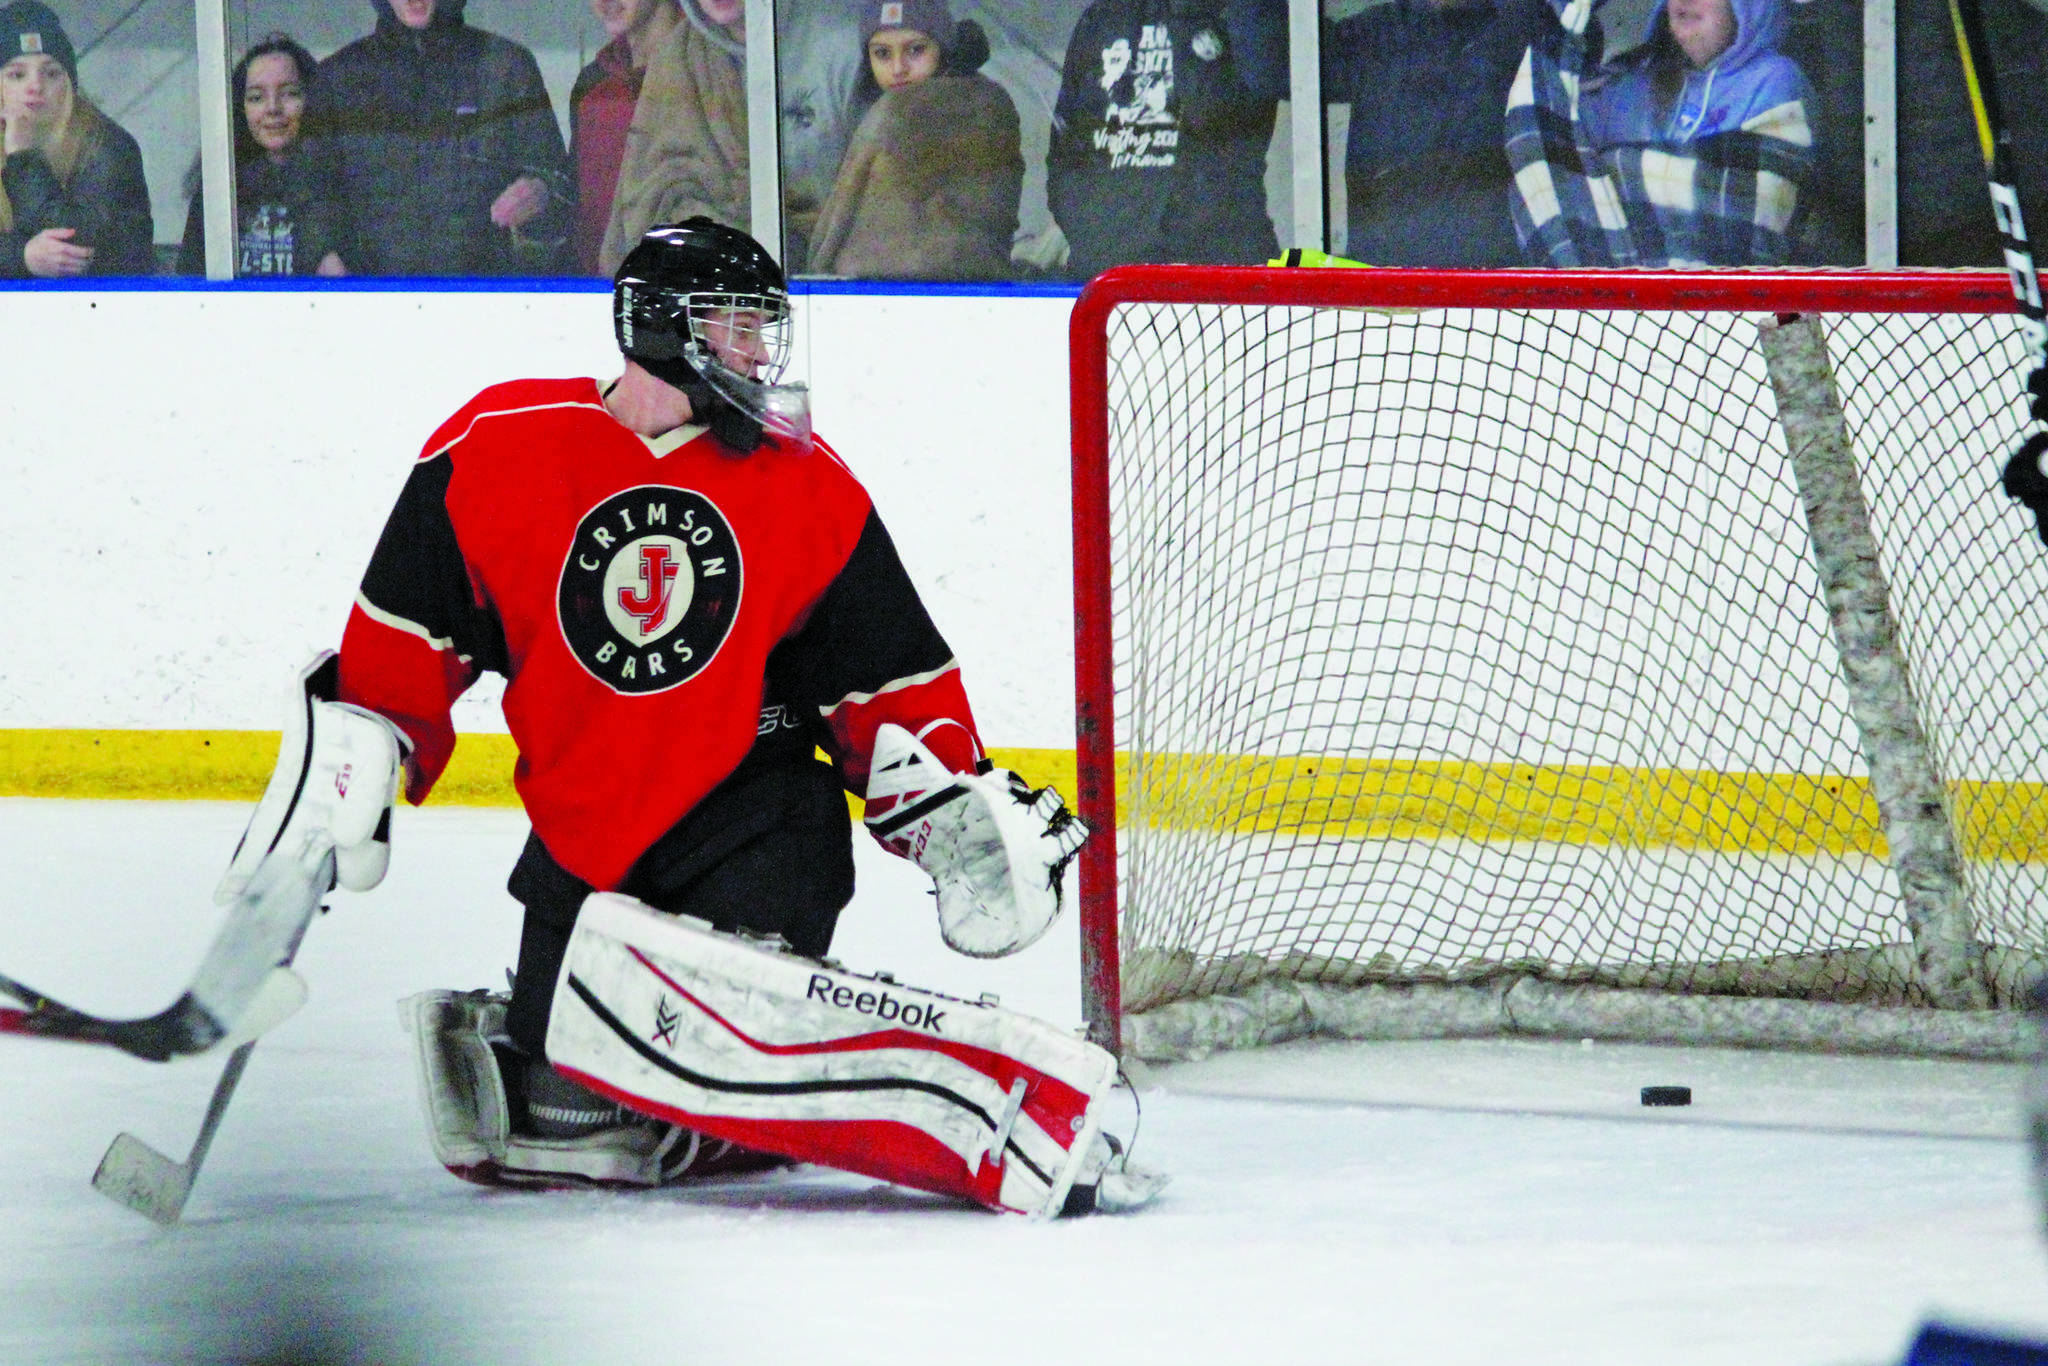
[1068,266,2018,1054]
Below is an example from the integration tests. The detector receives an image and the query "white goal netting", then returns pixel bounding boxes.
[1078,272,2048,1059]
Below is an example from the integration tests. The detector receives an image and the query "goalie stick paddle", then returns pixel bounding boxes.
[0,837,332,1063]
[1946,0,2048,540]
[0,971,236,1062]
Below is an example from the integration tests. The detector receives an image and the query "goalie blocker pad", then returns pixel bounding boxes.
[546,893,1119,1217]
[217,650,407,907]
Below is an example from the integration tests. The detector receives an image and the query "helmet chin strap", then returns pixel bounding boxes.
[637,353,763,453]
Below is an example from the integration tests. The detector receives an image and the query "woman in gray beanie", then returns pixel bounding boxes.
[807,0,1022,279]
[0,0,154,276]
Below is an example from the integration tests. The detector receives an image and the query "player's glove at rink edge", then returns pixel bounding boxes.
[864,723,1089,957]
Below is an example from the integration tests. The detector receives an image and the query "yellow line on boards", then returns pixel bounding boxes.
[2,732,2040,861]
[0,730,1079,821]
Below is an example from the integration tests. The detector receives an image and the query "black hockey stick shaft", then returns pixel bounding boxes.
[1949,0,2046,364]
[1947,0,2048,543]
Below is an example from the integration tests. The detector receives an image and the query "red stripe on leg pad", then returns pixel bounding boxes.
[546,893,1117,1215]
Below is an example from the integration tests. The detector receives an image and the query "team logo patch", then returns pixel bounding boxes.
[557,486,742,694]
[1190,28,1222,61]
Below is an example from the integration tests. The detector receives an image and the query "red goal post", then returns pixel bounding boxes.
[1070,266,2034,1061]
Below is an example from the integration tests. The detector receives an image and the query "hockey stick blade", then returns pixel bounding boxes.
[93,1041,258,1226]
[0,838,332,1063]
[87,844,330,1223]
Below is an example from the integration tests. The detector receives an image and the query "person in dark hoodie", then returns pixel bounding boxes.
[1506,0,1815,265]
[1045,0,1285,279]
[1326,0,1553,266]
[0,0,154,278]
[178,35,355,277]
[807,0,1023,280]
[310,0,572,276]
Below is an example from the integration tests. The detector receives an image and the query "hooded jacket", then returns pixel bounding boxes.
[599,1,747,275]
[1578,0,1809,146]
[310,0,571,276]
[1046,0,1284,278]
[807,22,1022,280]
[1505,0,1816,265]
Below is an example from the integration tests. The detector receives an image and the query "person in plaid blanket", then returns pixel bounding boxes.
[1504,0,1815,266]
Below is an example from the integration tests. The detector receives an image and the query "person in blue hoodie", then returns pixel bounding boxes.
[1505,0,1815,265]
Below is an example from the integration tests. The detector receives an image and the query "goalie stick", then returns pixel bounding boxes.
[87,850,331,1226]
[1946,0,2048,540]
[0,835,332,1062]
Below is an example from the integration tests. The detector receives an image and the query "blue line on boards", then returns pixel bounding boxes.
[0,277,1087,299]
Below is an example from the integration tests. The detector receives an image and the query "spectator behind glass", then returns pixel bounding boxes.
[178,36,354,277]
[1506,0,1815,265]
[1326,0,1551,266]
[600,0,747,273]
[599,0,863,274]
[309,0,572,276]
[1046,0,1284,280]
[0,1,153,278]
[807,0,1022,279]
[570,0,681,275]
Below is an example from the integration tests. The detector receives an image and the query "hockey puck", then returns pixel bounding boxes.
[1640,1085,1692,1107]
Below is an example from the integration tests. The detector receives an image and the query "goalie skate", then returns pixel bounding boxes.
[400,989,788,1190]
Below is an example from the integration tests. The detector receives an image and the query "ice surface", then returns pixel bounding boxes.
[2,798,2046,1366]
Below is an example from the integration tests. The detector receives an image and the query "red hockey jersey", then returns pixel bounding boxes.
[336,377,983,890]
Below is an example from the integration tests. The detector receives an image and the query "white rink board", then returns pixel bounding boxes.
[0,288,1076,745]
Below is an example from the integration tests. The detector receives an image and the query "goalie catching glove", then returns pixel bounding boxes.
[862,723,1088,957]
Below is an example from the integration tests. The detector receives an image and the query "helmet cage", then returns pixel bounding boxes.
[675,290,794,390]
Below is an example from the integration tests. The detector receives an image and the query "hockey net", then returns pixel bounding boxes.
[1070,267,2048,1062]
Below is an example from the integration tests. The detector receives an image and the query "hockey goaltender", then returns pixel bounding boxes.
[216,217,1162,1217]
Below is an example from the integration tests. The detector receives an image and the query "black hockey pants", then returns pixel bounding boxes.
[502,756,857,1056]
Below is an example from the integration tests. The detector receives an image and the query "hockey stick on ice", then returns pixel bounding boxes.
[88,870,327,1226]
[91,1040,261,1226]
[1947,0,2048,540]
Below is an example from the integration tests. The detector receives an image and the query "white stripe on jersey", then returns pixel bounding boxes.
[818,661,963,718]
[354,590,471,662]
[424,399,613,462]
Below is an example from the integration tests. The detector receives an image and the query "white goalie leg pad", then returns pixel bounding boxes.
[546,892,1120,1216]
[864,723,1089,958]
[400,989,687,1189]
[217,650,407,906]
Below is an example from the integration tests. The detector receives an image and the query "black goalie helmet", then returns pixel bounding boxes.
[613,217,811,453]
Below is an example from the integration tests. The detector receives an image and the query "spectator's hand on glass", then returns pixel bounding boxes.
[490,175,551,231]
[23,227,93,277]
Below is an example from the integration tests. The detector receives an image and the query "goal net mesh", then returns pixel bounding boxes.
[1094,293,2048,1030]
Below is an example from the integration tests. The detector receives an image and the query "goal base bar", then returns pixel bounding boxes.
[1126,960,2048,1063]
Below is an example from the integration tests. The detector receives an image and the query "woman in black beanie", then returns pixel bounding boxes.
[177,34,356,276]
[0,0,154,277]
